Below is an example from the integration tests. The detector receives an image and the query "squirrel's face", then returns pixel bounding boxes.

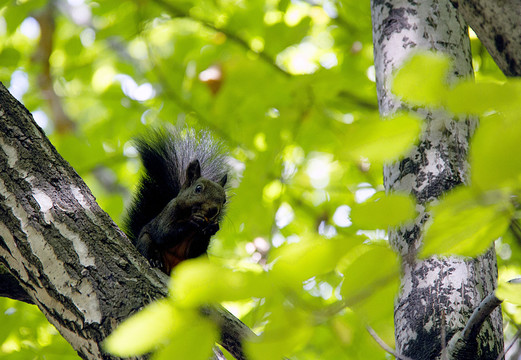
[176,178,227,225]
[175,159,228,226]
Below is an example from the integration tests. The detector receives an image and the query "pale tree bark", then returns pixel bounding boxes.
[0,82,251,360]
[371,0,503,359]
[450,0,521,77]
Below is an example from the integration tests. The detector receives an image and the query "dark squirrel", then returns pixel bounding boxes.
[124,128,229,274]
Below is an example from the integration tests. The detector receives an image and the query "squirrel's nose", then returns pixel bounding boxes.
[206,206,219,220]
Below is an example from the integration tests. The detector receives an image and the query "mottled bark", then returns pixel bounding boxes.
[0,83,158,359]
[450,0,521,77]
[371,0,503,359]
[0,82,251,360]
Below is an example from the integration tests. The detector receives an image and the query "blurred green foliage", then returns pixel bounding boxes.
[0,0,520,359]
[0,298,77,359]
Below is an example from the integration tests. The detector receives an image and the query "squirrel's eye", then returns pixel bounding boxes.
[195,184,203,193]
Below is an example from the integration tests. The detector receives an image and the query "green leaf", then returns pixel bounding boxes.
[245,304,313,360]
[351,192,417,229]
[270,236,363,288]
[103,299,176,357]
[170,258,270,306]
[447,81,521,115]
[496,282,521,305]
[470,114,521,190]
[0,47,21,67]
[4,8,28,34]
[152,314,218,360]
[420,187,513,257]
[392,52,450,106]
[264,17,311,54]
[344,112,422,162]
[0,0,10,9]
[340,244,399,310]
[105,301,217,360]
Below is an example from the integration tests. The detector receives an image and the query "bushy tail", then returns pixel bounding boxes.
[123,128,229,243]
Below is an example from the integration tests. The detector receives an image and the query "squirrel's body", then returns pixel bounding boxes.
[124,128,228,274]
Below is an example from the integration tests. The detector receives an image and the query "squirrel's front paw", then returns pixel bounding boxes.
[149,258,163,268]
[148,249,163,268]
[203,223,219,236]
[175,221,199,238]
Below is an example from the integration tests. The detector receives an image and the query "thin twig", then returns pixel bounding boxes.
[496,326,521,360]
[366,325,414,360]
[337,90,378,110]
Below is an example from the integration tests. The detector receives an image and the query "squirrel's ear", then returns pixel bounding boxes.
[218,174,227,187]
[185,160,201,186]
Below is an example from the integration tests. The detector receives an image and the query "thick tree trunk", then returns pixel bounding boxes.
[0,82,250,360]
[450,0,521,77]
[371,0,503,359]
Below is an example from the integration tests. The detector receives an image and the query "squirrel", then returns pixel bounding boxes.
[123,128,229,275]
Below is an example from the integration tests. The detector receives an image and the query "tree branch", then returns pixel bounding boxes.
[445,292,503,359]
[450,0,521,76]
[0,268,253,360]
[462,293,503,341]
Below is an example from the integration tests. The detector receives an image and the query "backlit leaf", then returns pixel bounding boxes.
[103,299,176,356]
[170,258,271,306]
[338,243,399,326]
[470,114,521,190]
[270,236,363,288]
[392,52,450,106]
[344,112,422,162]
[152,314,218,360]
[447,81,521,115]
[496,282,521,305]
[420,187,513,257]
[245,305,313,360]
[351,192,417,229]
